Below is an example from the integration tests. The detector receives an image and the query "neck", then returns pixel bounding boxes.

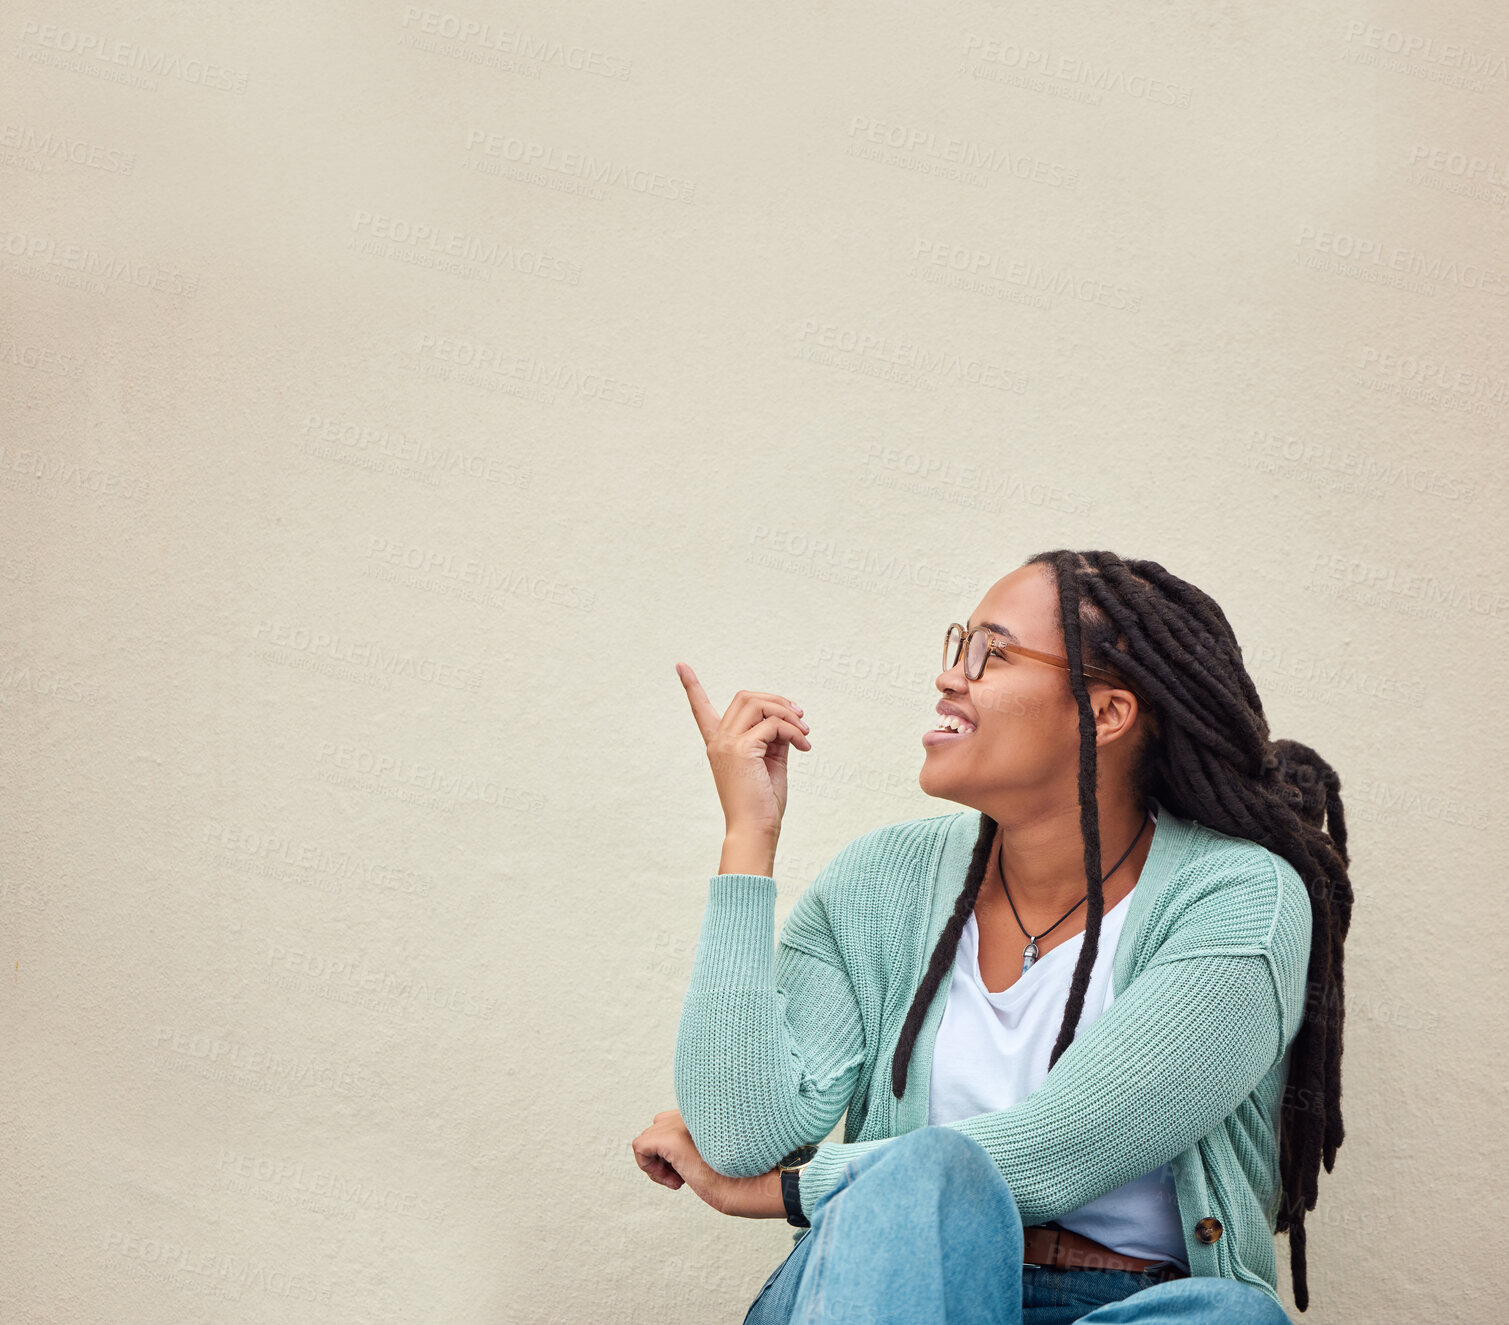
[983,794,1154,919]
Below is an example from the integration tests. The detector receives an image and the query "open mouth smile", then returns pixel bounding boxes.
[923,711,977,746]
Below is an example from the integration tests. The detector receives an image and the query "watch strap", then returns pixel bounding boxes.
[780,1167,810,1227]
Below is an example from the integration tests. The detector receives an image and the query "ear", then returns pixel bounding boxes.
[1091,684,1141,747]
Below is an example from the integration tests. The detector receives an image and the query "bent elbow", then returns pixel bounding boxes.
[673,1039,789,1176]
[702,1136,777,1180]
[679,1102,784,1178]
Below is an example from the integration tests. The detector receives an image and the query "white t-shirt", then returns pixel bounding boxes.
[927,813,1190,1270]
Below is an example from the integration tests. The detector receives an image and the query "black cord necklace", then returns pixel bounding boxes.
[997,808,1153,975]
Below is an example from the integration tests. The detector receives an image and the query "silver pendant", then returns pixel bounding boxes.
[1021,941,1039,974]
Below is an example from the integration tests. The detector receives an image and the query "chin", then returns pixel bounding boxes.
[917,764,957,799]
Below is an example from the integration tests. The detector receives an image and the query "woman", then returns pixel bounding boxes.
[633,550,1350,1324]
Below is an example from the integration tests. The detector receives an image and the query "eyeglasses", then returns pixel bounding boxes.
[944,622,1128,687]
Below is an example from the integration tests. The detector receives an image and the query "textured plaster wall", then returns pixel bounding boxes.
[3,3,1505,1323]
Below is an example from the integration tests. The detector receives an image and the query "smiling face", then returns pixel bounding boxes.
[919,563,1148,817]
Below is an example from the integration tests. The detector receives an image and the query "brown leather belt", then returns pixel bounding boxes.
[1022,1224,1189,1281]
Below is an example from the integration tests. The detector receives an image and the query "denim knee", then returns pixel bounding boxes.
[894,1124,990,1164]
[1119,1275,1292,1325]
[1198,1279,1293,1324]
[890,1125,1004,1191]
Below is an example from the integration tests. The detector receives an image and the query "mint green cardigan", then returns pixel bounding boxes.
[673,798,1313,1312]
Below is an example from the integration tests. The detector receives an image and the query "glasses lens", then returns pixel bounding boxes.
[966,628,989,680]
[944,625,964,670]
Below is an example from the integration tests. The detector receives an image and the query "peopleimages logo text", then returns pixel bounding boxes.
[463,129,694,200]
[1343,22,1508,80]
[914,239,1142,311]
[1296,226,1509,295]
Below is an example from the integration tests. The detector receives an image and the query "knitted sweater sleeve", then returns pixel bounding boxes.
[796,854,1314,1224]
[673,871,868,1178]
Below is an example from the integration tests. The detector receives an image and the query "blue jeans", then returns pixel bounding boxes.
[743,1126,1292,1325]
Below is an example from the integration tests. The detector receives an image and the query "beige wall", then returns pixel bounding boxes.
[3,3,1504,1322]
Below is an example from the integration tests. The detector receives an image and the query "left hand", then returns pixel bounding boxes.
[631,1109,784,1218]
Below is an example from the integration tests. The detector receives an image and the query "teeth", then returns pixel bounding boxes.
[934,714,976,734]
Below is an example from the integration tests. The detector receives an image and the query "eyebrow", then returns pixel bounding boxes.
[968,618,1022,644]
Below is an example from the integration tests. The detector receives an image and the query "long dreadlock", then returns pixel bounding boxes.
[887,550,1350,1313]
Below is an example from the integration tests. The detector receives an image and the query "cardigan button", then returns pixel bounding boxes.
[1194,1217,1223,1244]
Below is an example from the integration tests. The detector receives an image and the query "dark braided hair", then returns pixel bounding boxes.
[888,550,1350,1313]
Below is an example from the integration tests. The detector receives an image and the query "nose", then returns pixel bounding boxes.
[936,668,969,700]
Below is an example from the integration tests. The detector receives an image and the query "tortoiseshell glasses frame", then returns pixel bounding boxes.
[943,622,1130,688]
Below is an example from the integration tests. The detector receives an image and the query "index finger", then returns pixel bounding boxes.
[675,663,721,742]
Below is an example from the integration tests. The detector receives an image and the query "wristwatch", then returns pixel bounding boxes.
[776,1144,819,1228]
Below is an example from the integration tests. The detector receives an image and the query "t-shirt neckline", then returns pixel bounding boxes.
[968,886,1134,1002]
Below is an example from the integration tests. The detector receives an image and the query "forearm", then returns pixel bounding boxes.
[719,830,777,877]
[741,1167,787,1219]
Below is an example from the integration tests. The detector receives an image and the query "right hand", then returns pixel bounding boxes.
[675,663,812,840]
